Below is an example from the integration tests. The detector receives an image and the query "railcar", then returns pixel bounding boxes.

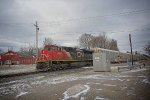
[92,48,140,63]
[36,45,93,71]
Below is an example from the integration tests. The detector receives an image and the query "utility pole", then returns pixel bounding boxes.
[34,21,39,58]
[129,34,133,66]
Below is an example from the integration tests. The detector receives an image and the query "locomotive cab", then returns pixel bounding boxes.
[37,45,70,62]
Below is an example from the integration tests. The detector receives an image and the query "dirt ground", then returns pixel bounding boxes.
[0,65,150,100]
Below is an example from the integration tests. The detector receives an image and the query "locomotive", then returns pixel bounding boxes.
[36,45,93,71]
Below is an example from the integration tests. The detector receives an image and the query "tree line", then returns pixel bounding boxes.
[79,33,119,51]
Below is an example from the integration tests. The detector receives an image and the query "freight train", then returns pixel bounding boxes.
[92,48,130,63]
[36,45,93,71]
[36,45,142,71]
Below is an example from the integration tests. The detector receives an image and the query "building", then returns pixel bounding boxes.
[1,51,36,65]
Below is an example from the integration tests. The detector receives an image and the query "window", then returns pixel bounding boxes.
[48,47,55,51]
[58,47,62,51]
[77,52,81,57]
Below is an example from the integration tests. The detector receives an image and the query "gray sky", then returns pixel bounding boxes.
[0,0,150,53]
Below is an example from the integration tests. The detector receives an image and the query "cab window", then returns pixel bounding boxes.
[77,52,81,57]
[48,47,55,51]
[58,47,62,51]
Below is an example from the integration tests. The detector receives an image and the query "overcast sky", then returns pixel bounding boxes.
[0,0,150,53]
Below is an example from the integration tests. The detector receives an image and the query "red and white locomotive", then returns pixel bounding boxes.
[36,45,93,71]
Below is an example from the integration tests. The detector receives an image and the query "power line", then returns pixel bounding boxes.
[40,26,150,36]
[39,8,150,25]
[0,8,150,26]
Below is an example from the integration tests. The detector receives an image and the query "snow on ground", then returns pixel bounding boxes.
[126,90,136,96]
[0,73,131,97]
[97,89,103,91]
[142,79,150,84]
[137,75,147,78]
[82,67,93,69]
[30,74,135,86]
[0,76,45,97]
[63,84,90,100]
[94,96,109,100]
[0,76,45,86]
[95,83,101,84]
[16,91,28,98]
[31,76,79,85]
[103,84,116,87]
[121,87,127,90]
[122,68,147,73]
[0,68,149,98]
[0,83,31,96]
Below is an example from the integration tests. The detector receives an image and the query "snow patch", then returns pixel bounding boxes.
[80,96,85,100]
[82,67,93,69]
[94,96,109,100]
[114,75,131,78]
[86,82,90,85]
[103,84,116,87]
[122,68,147,73]
[137,76,147,78]
[121,87,127,90]
[63,84,90,100]
[95,83,101,84]
[117,79,125,81]
[31,74,137,86]
[31,76,79,85]
[34,76,45,79]
[16,91,28,98]
[0,83,31,96]
[0,76,45,86]
[126,90,136,96]
[81,75,125,81]
[97,89,103,91]
[142,79,150,84]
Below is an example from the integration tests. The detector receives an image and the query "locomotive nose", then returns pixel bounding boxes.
[38,50,51,61]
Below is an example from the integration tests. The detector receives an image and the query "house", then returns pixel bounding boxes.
[1,51,36,65]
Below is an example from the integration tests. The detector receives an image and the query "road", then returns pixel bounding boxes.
[0,66,150,100]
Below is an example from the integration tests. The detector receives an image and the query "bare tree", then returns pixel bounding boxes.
[43,37,53,46]
[19,44,36,57]
[89,35,98,48]
[78,34,92,49]
[144,42,150,55]
[78,33,119,51]
[109,39,119,51]
[97,33,107,48]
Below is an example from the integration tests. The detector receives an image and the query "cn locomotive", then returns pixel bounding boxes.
[36,45,93,71]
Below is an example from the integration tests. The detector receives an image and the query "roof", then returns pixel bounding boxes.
[3,51,19,56]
